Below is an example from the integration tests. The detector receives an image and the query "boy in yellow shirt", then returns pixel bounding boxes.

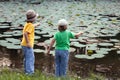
[21,10,40,75]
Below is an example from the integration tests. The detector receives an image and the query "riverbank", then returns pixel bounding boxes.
[0,68,107,80]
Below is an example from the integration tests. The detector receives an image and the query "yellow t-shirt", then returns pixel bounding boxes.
[21,22,34,47]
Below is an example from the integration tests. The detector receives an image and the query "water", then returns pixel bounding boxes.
[0,0,120,79]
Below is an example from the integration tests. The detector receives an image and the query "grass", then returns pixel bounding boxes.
[0,68,78,80]
[0,68,107,80]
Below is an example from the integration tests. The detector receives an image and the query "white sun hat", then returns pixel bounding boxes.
[58,19,68,26]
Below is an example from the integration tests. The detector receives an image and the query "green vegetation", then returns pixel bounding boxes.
[0,68,106,80]
[0,0,120,79]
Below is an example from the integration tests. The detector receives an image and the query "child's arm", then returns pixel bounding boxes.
[24,32,31,48]
[47,39,55,54]
[75,31,83,38]
[34,23,40,28]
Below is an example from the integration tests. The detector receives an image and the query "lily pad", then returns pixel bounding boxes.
[34,49,45,53]
[0,26,10,29]
[96,50,108,55]
[42,34,53,38]
[35,36,41,40]
[44,38,53,45]
[70,47,76,52]
[91,54,105,58]
[35,30,47,35]
[86,39,98,42]
[3,31,14,35]
[6,44,21,49]
[117,50,120,54]
[75,54,95,59]
[70,39,79,42]
[12,32,22,37]
[73,43,86,48]
[99,48,111,52]
[87,46,98,50]
[70,42,79,46]
[2,34,12,37]
[109,39,119,43]
[0,40,9,47]
[98,43,113,47]
[49,51,55,56]
[75,54,88,58]
[5,38,21,44]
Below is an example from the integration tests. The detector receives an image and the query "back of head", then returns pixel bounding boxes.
[58,19,68,31]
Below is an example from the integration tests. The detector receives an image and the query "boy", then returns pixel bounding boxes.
[47,19,83,77]
[21,10,40,75]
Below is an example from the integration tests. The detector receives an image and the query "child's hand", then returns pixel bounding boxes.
[34,23,40,27]
[79,31,83,34]
[75,31,84,38]
[27,43,31,48]
[46,50,50,55]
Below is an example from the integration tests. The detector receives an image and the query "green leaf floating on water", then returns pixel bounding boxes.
[0,39,21,49]
[98,43,113,47]
[35,36,41,40]
[91,54,105,58]
[0,40,9,47]
[42,34,53,38]
[117,50,120,54]
[6,44,21,49]
[87,46,98,50]
[34,49,45,53]
[35,30,47,35]
[0,34,2,38]
[49,51,55,56]
[5,38,21,44]
[96,50,108,55]
[70,47,76,52]
[3,32,14,35]
[0,26,10,29]
[70,39,79,42]
[73,43,86,48]
[109,39,119,43]
[99,48,111,51]
[0,41,21,49]
[2,34,12,37]
[12,31,22,37]
[75,54,95,59]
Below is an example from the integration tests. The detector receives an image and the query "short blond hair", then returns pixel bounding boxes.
[58,19,68,31]
[58,19,68,26]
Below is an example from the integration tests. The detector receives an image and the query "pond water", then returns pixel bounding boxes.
[0,0,120,79]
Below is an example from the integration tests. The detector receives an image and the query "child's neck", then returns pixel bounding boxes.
[27,21,33,23]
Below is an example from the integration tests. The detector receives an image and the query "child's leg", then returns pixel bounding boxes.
[59,50,69,76]
[22,46,35,74]
[22,46,27,72]
[55,50,61,77]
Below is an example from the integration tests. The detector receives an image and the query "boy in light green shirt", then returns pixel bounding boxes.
[54,30,75,50]
[47,19,83,77]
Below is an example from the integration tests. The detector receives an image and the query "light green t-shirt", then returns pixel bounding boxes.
[54,30,75,50]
